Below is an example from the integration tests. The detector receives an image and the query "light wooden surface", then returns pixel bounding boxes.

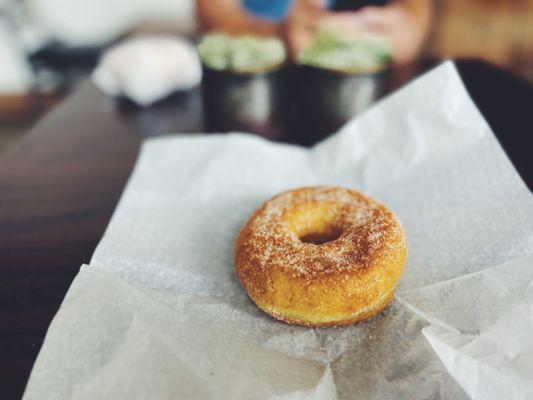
[431,0,532,79]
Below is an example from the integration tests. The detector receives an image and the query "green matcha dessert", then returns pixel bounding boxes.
[298,30,391,73]
[197,33,286,73]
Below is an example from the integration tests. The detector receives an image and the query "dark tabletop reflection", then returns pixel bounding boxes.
[113,63,404,146]
[113,88,204,137]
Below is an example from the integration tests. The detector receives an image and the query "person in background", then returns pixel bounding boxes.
[195,0,433,65]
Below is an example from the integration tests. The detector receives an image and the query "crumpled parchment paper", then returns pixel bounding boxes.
[23,62,533,399]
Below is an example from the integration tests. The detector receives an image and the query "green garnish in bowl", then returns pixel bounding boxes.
[197,33,286,74]
[298,30,391,73]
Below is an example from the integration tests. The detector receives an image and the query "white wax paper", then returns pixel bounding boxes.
[23,62,533,399]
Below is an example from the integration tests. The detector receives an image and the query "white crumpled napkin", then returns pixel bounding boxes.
[93,36,201,106]
[23,62,533,399]
[402,256,533,400]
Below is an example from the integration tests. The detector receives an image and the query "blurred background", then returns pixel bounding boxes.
[0,0,531,153]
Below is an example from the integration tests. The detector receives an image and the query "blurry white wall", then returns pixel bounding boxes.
[0,16,34,94]
[26,0,197,46]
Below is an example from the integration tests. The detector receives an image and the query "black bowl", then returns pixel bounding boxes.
[201,64,287,140]
[290,65,390,144]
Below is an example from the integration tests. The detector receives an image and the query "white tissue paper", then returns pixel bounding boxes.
[93,36,201,106]
[23,62,533,399]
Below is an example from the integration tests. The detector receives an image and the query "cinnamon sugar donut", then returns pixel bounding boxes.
[235,187,407,327]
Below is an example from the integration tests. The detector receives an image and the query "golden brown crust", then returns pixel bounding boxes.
[256,287,395,328]
[236,186,407,327]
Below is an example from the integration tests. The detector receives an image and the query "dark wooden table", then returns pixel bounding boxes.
[1,59,532,398]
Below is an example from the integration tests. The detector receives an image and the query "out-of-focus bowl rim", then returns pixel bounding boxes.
[296,62,391,78]
[201,61,288,78]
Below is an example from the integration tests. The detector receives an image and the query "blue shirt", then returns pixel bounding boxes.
[241,1,387,22]
[242,0,293,21]
[242,0,345,22]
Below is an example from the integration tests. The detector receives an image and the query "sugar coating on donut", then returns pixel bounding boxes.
[236,186,408,327]
[238,187,404,277]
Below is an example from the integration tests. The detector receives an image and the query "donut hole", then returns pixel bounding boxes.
[287,203,343,245]
[299,227,343,245]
